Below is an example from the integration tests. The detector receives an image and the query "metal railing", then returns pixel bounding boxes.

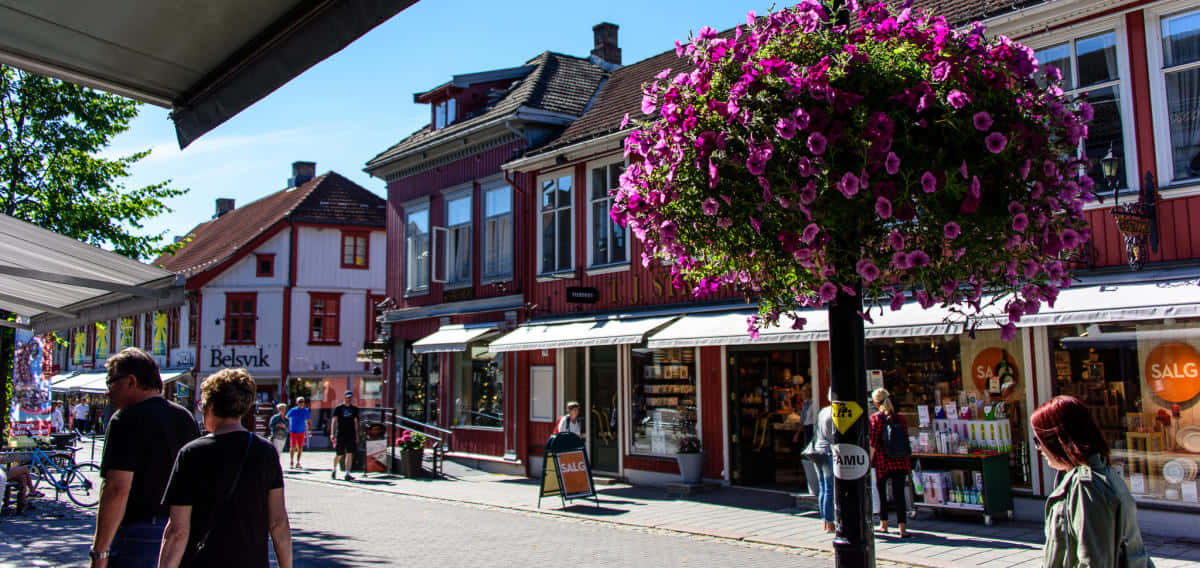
[386,412,453,478]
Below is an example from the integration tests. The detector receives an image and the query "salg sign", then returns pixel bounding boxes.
[1145,342,1200,403]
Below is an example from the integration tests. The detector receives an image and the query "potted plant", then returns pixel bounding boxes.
[395,430,426,478]
[676,436,704,484]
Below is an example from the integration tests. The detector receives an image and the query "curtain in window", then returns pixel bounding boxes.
[1167,67,1200,179]
[485,214,512,277]
[450,227,471,282]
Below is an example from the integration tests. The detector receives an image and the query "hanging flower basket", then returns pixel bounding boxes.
[1112,205,1151,239]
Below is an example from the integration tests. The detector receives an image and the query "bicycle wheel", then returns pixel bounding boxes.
[65,462,102,507]
[29,461,49,492]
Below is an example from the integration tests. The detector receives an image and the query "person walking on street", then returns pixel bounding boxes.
[1034,396,1155,568]
[268,404,289,455]
[50,401,64,433]
[556,401,582,435]
[330,391,360,481]
[74,399,91,433]
[158,368,292,568]
[868,387,912,538]
[90,348,201,568]
[285,398,310,469]
[803,393,837,534]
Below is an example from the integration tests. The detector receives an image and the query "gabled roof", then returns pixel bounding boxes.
[413,64,538,103]
[905,0,1052,28]
[154,172,384,276]
[365,51,607,173]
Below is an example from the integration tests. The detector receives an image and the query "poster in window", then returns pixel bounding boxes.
[73,331,86,365]
[152,312,169,356]
[94,322,109,360]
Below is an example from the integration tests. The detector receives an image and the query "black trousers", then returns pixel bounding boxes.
[879,470,909,524]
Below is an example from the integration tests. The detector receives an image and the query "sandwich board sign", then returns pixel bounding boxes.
[538,432,599,508]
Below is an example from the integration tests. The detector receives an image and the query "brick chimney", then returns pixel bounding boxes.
[590,23,621,69]
[213,198,235,219]
[288,161,316,187]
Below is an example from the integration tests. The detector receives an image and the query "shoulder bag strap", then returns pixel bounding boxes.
[195,431,254,554]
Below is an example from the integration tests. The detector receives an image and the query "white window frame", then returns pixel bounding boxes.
[443,188,473,288]
[434,98,456,130]
[585,158,631,269]
[404,200,432,296]
[1027,17,1138,194]
[1147,1,1200,187]
[482,178,513,282]
[537,170,574,276]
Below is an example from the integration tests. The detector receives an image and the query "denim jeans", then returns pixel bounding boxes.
[110,518,166,568]
[814,454,835,522]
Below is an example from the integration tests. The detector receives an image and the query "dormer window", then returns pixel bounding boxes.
[434,99,457,129]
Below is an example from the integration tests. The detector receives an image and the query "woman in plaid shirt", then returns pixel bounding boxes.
[869,388,911,537]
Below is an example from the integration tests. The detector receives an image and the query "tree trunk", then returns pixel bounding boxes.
[829,286,875,567]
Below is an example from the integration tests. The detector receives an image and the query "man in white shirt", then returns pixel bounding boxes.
[50,401,64,432]
[74,400,91,432]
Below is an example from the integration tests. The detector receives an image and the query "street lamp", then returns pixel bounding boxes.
[1103,146,1160,271]
[1100,146,1120,203]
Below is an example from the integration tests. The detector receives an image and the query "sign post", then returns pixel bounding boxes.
[538,432,600,509]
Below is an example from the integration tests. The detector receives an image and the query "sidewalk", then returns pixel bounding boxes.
[285,451,1200,568]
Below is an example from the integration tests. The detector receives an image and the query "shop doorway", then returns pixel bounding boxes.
[728,347,814,492]
[562,347,621,474]
[401,351,440,426]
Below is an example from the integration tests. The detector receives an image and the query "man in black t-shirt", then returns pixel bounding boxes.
[91,348,200,568]
[330,391,360,481]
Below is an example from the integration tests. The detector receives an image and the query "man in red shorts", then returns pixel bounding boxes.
[285,397,311,469]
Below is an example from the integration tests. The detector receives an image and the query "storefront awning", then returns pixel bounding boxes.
[161,369,191,385]
[1012,278,1200,327]
[647,310,828,349]
[51,371,109,394]
[866,304,963,338]
[412,323,501,354]
[488,316,677,353]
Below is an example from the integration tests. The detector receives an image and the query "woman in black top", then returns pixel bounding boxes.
[158,369,292,568]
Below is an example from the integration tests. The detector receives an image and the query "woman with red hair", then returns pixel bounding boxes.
[1032,396,1154,568]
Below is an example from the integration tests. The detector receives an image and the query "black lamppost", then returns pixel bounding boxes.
[1104,147,1159,271]
[1100,146,1120,203]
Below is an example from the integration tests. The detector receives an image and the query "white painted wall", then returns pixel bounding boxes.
[293,226,385,290]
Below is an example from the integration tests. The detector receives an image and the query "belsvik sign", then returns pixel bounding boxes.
[204,344,277,369]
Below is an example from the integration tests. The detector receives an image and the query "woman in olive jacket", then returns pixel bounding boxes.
[1032,396,1154,568]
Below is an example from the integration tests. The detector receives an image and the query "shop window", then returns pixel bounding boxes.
[402,350,440,425]
[539,174,573,274]
[406,206,431,294]
[630,347,698,456]
[445,193,471,285]
[358,378,383,408]
[588,162,628,267]
[341,231,369,269]
[168,307,181,349]
[187,296,199,346]
[290,377,347,435]
[865,332,1031,489]
[255,253,275,277]
[224,293,256,345]
[726,348,813,486]
[118,317,135,349]
[1159,8,1200,181]
[1033,30,1130,189]
[1049,319,1200,507]
[309,293,341,344]
[483,183,513,279]
[453,346,503,428]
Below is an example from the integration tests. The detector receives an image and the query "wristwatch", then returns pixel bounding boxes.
[89,548,111,560]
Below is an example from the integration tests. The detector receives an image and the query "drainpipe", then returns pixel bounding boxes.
[280,219,296,403]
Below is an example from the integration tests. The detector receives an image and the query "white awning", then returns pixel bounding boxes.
[866,304,963,338]
[51,371,109,394]
[161,369,191,385]
[1012,278,1200,327]
[647,310,828,349]
[412,323,501,354]
[489,316,677,353]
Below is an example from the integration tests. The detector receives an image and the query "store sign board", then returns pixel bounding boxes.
[1145,343,1200,403]
[971,347,1019,399]
[832,443,870,480]
[831,401,863,435]
[538,432,599,508]
[566,286,599,304]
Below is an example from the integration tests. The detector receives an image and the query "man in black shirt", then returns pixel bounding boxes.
[91,348,200,568]
[330,391,360,481]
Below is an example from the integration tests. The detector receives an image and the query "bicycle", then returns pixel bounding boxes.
[27,441,101,507]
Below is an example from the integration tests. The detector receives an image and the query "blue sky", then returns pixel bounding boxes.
[107,0,763,244]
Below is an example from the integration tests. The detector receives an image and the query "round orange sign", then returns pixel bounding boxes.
[971,347,1019,400]
[1145,343,1200,404]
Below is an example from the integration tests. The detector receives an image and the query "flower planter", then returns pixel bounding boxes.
[676,451,705,484]
[399,448,424,478]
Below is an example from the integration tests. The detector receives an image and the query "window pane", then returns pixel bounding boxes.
[1163,9,1200,68]
[1076,32,1118,87]
[1034,43,1073,90]
[450,227,471,282]
[228,320,239,340]
[314,301,324,315]
[312,319,323,340]
[556,210,571,270]
[541,212,556,273]
[1165,67,1200,179]
[1081,85,1126,187]
[592,167,607,200]
[608,164,623,190]
[497,214,513,275]
[611,214,627,263]
[408,209,429,234]
[541,180,556,210]
[447,195,471,226]
[592,200,609,265]
[453,347,503,428]
[486,186,511,217]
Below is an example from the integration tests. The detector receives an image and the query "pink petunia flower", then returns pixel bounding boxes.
[801,223,820,243]
[1012,213,1029,232]
[875,196,892,218]
[838,172,861,198]
[807,132,827,155]
[921,171,938,193]
[931,61,950,82]
[799,181,817,204]
[701,198,720,216]
[946,89,970,109]
[717,217,733,228]
[885,152,901,175]
[890,291,906,311]
[944,222,961,240]
[819,282,838,303]
[972,111,992,131]
[887,230,905,251]
[892,251,913,269]
[856,259,880,282]
[775,117,797,140]
[908,250,930,267]
[985,132,1008,154]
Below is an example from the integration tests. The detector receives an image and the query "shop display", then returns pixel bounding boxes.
[631,348,696,456]
[913,453,1013,525]
[727,349,813,489]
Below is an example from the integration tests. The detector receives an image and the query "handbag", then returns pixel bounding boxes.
[194,431,254,556]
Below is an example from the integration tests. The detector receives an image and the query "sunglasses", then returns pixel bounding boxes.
[106,374,125,386]
[1033,435,1043,450]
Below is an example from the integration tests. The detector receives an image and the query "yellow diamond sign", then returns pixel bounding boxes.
[831,401,863,435]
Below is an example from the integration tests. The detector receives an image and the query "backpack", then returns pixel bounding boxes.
[883,414,912,458]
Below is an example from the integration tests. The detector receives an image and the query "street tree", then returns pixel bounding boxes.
[613,2,1093,566]
[0,65,185,260]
